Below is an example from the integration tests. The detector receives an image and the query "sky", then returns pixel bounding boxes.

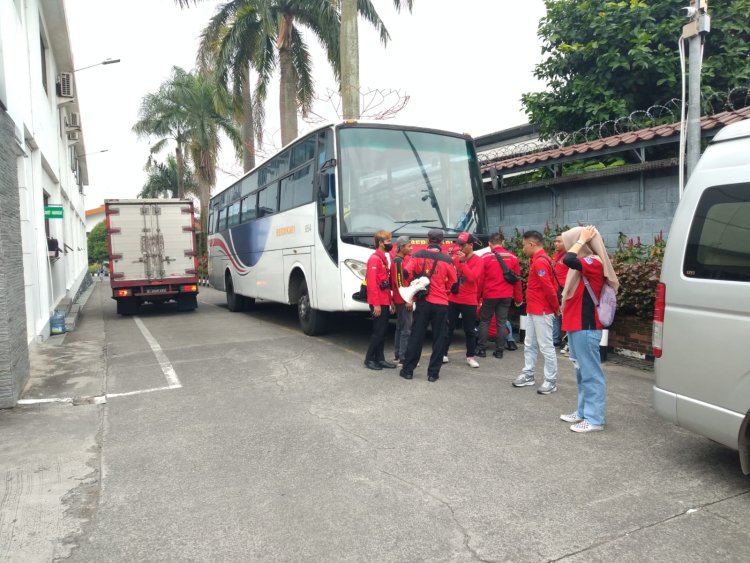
[64,0,548,210]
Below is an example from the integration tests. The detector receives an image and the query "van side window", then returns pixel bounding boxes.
[684,183,750,282]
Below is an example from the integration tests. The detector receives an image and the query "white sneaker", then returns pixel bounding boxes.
[466,357,479,368]
[442,355,450,364]
[570,420,604,433]
[560,412,583,423]
[560,345,569,356]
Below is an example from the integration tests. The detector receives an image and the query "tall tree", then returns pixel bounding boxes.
[177,0,341,147]
[138,155,197,199]
[197,3,264,172]
[340,0,413,120]
[133,68,193,198]
[522,0,750,139]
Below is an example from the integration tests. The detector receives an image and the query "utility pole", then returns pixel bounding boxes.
[684,0,710,182]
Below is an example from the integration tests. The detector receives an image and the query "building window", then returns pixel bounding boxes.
[40,34,48,94]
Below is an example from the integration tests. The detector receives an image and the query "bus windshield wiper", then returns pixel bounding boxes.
[391,219,437,235]
[402,132,447,228]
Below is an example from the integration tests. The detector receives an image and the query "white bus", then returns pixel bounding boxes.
[207,121,489,334]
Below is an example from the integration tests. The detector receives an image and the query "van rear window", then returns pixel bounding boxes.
[684,183,750,282]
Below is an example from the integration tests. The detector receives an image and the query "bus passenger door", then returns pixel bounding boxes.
[314,130,342,310]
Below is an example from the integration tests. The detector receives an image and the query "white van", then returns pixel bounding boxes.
[653,119,750,475]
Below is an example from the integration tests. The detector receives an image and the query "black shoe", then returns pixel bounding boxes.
[553,341,562,348]
[364,360,383,370]
[476,348,486,358]
[505,340,518,351]
[427,374,439,382]
[493,349,504,359]
[399,369,413,380]
[379,360,397,369]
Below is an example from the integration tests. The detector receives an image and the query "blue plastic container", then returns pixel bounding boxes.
[50,310,66,335]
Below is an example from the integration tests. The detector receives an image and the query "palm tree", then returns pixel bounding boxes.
[133,67,242,237]
[178,1,392,147]
[133,69,193,198]
[340,0,413,120]
[138,155,197,199]
[197,2,265,172]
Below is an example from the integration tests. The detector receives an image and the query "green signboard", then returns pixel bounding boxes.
[44,205,64,219]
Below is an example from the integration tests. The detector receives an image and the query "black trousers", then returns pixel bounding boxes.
[478,298,512,352]
[402,301,449,377]
[365,310,390,363]
[443,302,478,358]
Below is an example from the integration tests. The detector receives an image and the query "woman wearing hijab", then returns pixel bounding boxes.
[559,225,619,432]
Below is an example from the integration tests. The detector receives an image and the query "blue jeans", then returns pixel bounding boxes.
[505,320,514,342]
[552,314,562,345]
[567,330,606,426]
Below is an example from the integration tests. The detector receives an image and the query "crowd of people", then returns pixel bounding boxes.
[362,225,619,433]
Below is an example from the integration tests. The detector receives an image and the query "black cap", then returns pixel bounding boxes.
[427,228,445,242]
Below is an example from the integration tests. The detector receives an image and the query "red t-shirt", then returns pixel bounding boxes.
[479,248,523,303]
[449,252,483,306]
[391,254,412,305]
[525,249,560,315]
[552,250,569,288]
[406,246,457,306]
[366,249,391,307]
[561,254,605,331]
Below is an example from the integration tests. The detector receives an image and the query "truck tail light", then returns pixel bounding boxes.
[652,282,665,358]
[115,289,132,298]
[181,285,198,293]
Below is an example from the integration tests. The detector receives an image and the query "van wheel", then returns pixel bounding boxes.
[226,274,245,312]
[298,280,327,335]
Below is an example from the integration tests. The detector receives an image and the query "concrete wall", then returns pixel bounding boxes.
[0,109,30,408]
[486,168,679,248]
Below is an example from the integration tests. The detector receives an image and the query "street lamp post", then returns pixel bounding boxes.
[74,58,121,73]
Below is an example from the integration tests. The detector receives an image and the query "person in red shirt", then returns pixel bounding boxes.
[512,230,560,394]
[400,228,458,383]
[391,236,413,365]
[551,234,569,348]
[442,232,484,368]
[364,229,396,371]
[477,231,523,359]
[559,225,619,433]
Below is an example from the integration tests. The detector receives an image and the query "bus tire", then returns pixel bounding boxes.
[298,279,327,336]
[226,273,245,312]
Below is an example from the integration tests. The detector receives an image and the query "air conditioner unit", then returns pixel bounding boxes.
[57,72,74,98]
[68,130,80,141]
[69,112,81,128]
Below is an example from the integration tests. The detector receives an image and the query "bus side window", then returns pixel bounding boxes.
[241,195,257,222]
[258,185,279,217]
[208,209,215,234]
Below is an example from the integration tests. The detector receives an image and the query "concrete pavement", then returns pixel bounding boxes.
[1,281,749,562]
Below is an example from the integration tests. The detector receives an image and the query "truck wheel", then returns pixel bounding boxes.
[178,294,198,312]
[226,274,245,312]
[117,297,139,316]
[298,280,327,335]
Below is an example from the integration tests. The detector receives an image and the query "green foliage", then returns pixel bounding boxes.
[139,155,196,199]
[87,221,108,265]
[522,0,750,138]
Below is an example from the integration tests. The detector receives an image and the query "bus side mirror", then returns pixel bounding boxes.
[317,159,336,199]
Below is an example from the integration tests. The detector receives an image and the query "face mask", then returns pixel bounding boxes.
[383,242,393,252]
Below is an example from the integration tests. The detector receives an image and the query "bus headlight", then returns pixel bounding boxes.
[344,259,367,280]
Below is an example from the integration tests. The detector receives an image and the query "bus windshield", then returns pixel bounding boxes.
[338,127,484,236]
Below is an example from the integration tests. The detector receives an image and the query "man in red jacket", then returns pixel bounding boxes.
[364,229,396,371]
[551,234,569,348]
[513,230,560,394]
[442,232,484,368]
[400,228,457,382]
[477,232,523,359]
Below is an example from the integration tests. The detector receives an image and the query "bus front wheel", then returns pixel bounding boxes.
[298,280,327,336]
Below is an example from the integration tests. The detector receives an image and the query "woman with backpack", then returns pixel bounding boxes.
[559,225,619,433]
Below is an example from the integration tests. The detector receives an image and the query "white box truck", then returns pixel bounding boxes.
[105,199,199,315]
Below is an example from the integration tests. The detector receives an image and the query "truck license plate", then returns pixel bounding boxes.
[145,287,168,293]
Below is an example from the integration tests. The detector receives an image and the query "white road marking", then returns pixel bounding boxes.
[133,316,182,389]
[107,386,175,398]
